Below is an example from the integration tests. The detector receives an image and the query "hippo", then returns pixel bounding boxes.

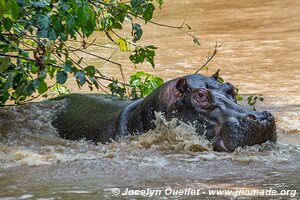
[52,72,276,152]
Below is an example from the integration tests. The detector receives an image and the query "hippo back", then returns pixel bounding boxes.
[51,94,131,143]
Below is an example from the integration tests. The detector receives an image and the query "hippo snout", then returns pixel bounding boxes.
[215,110,277,152]
[261,110,275,124]
[261,110,277,140]
[245,110,274,122]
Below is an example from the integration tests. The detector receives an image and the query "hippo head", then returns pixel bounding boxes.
[154,72,276,152]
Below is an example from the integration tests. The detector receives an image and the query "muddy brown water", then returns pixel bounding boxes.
[1,0,300,199]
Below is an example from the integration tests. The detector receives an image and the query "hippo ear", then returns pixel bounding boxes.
[176,78,188,93]
[212,69,220,80]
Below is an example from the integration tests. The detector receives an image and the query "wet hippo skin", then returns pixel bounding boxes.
[51,73,276,152]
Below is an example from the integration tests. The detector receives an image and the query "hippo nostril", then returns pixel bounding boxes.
[247,114,257,121]
[262,111,272,118]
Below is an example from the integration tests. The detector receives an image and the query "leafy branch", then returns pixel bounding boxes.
[0,0,200,106]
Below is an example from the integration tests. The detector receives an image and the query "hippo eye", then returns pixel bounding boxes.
[190,88,213,112]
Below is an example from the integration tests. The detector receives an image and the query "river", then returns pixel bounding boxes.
[0,0,299,199]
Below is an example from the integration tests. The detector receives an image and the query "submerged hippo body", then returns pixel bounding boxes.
[52,73,276,152]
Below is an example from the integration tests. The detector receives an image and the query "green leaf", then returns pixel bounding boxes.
[130,0,144,15]
[52,83,70,95]
[89,77,99,89]
[37,29,48,38]
[130,78,141,87]
[59,1,70,11]
[129,46,157,67]
[24,81,35,96]
[36,15,51,38]
[217,76,224,83]
[141,86,152,96]
[146,45,157,50]
[3,71,16,92]
[75,71,86,85]
[156,0,164,8]
[84,20,95,37]
[132,23,143,43]
[0,90,9,104]
[130,49,145,64]
[7,0,20,19]
[37,80,48,94]
[84,66,96,77]
[144,46,156,68]
[247,96,253,102]
[134,71,146,77]
[67,15,75,31]
[47,65,57,79]
[62,60,74,72]
[38,70,47,80]
[114,22,122,29]
[143,3,155,21]
[0,57,11,73]
[77,6,89,26]
[36,15,50,30]
[32,0,51,8]
[48,29,57,40]
[3,17,13,31]
[236,96,243,101]
[152,77,164,86]
[129,71,164,99]
[0,0,5,17]
[108,80,126,98]
[56,71,68,84]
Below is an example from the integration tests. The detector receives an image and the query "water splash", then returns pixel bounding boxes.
[131,112,212,152]
[0,102,299,170]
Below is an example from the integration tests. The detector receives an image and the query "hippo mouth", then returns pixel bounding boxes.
[213,137,231,152]
[211,122,232,152]
[211,110,276,152]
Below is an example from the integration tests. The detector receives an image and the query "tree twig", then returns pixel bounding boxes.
[0,53,60,69]
[0,53,35,62]
[68,40,116,49]
[194,42,220,74]
[94,74,130,86]
[68,47,122,66]
[111,30,137,47]
[91,0,198,41]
